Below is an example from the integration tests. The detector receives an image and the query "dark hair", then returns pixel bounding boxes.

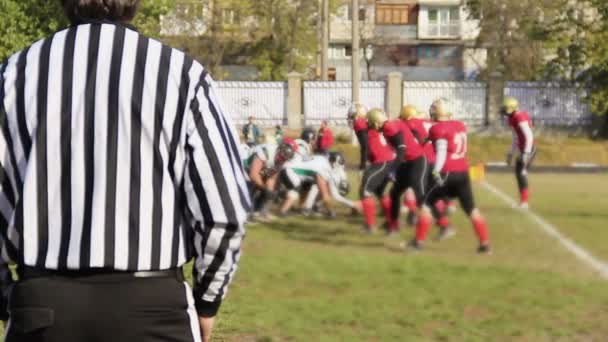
[61,0,141,23]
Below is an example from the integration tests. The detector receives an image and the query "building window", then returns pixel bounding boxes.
[329,45,352,60]
[345,45,353,57]
[376,4,409,25]
[426,7,460,37]
[337,4,366,21]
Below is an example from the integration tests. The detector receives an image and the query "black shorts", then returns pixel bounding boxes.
[392,156,428,205]
[360,161,395,198]
[6,269,199,342]
[426,171,476,216]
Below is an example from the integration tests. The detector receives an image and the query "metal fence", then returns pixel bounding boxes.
[504,82,592,127]
[303,81,386,126]
[403,82,487,127]
[215,81,287,126]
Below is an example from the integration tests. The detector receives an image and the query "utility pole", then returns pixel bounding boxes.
[352,0,360,102]
[321,0,329,81]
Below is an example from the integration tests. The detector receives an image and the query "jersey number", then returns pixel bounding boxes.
[451,132,467,160]
[379,135,388,146]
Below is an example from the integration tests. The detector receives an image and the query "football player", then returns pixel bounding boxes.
[380,107,428,234]
[296,127,317,160]
[279,152,357,216]
[348,103,369,171]
[502,97,536,208]
[359,108,397,233]
[245,138,299,221]
[409,98,491,253]
[398,105,433,226]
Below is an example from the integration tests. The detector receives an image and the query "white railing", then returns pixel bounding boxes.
[403,82,487,127]
[504,82,592,127]
[215,81,287,126]
[303,81,386,126]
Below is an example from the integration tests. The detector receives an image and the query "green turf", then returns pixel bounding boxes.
[332,135,608,167]
[209,173,608,341]
[2,173,607,341]
[487,172,608,261]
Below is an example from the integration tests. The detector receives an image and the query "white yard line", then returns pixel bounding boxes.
[481,181,608,280]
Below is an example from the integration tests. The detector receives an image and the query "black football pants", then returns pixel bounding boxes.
[5,270,200,342]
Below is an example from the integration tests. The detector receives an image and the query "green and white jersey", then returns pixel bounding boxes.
[294,139,313,160]
[244,143,278,170]
[284,156,332,183]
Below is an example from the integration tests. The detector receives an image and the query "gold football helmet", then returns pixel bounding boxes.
[366,108,388,130]
[501,97,519,115]
[430,98,453,121]
[399,105,418,121]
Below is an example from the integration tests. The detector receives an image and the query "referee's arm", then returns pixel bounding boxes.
[183,72,250,318]
[0,63,15,321]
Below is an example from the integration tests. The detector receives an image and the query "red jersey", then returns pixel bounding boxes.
[508,111,534,152]
[353,118,368,132]
[317,127,334,151]
[429,120,469,172]
[382,120,424,161]
[406,118,435,163]
[368,129,396,164]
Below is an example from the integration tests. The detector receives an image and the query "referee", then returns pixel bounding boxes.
[0,0,250,341]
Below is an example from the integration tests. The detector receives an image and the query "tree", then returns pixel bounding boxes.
[542,1,608,136]
[466,0,564,81]
[0,0,172,62]
[249,0,320,80]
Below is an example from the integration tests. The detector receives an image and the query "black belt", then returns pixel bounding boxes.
[18,266,184,282]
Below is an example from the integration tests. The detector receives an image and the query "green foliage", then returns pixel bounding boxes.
[542,1,608,135]
[0,0,66,61]
[132,0,175,38]
[468,0,565,81]
[0,0,172,62]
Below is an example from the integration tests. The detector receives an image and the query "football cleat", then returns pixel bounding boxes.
[406,211,417,226]
[477,244,492,254]
[436,227,456,241]
[404,239,424,252]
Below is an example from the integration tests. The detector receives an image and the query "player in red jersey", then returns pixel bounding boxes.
[502,97,536,208]
[398,105,434,225]
[408,99,491,253]
[357,108,397,233]
[382,106,428,234]
[348,103,370,171]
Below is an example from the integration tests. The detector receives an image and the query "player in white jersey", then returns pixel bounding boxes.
[278,153,357,217]
[246,139,298,221]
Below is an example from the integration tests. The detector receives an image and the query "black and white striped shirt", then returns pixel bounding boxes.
[0,21,250,315]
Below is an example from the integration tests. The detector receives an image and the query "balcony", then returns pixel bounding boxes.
[373,24,418,43]
[418,22,461,39]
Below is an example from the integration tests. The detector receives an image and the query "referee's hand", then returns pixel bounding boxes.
[200,316,215,342]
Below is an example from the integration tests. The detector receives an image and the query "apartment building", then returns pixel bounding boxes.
[329,0,486,81]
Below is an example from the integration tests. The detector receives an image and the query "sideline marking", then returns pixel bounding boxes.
[481,181,608,280]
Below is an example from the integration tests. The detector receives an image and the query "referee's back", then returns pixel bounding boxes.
[0,15,249,342]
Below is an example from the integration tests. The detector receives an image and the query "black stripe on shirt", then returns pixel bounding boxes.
[15,47,32,159]
[150,45,172,269]
[57,27,77,269]
[169,56,193,266]
[34,37,53,268]
[103,25,126,268]
[80,24,102,268]
[127,35,149,270]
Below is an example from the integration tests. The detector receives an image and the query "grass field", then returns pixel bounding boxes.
[209,172,608,341]
[2,172,606,341]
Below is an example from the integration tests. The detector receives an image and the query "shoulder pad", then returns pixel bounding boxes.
[382,120,401,137]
